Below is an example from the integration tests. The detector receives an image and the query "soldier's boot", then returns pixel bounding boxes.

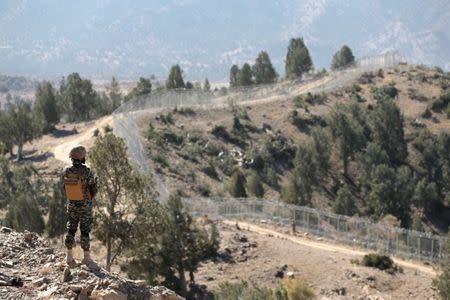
[82,251,100,270]
[66,248,78,268]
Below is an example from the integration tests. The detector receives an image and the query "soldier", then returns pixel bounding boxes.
[62,146,97,267]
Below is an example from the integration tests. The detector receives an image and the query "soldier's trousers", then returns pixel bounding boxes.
[65,200,93,251]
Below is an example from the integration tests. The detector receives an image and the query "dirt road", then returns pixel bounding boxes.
[223,220,436,276]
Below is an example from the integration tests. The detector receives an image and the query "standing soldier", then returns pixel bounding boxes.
[62,146,97,267]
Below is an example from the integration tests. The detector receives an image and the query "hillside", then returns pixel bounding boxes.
[0,227,181,299]
[130,63,450,232]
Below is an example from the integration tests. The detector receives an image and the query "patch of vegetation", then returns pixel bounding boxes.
[359,253,402,274]
[294,92,327,107]
[433,229,450,299]
[358,72,375,84]
[422,107,432,119]
[201,159,219,179]
[289,110,325,131]
[430,89,450,112]
[173,106,196,116]
[372,84,399,101]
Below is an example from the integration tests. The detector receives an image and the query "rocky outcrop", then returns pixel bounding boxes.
[0,227,182,300]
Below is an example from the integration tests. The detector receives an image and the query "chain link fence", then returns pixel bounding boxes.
[183,197,447,263]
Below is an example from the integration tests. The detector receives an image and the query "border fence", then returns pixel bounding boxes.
[182,197,447,263]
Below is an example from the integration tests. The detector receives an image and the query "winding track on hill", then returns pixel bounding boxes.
[224,220,436,276]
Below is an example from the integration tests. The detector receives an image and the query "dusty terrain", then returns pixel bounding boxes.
[195,221,438,300]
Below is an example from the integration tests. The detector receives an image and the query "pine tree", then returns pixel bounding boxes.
[126,77,152,102]
[89,133,157,271]
[58,73,98,121]
[247,171,264,198]
[370,100,407,166]
[203,78,211,91]
[33,81,58,133]
[285,37,313,79]
[252,51,278,84]
[166,65,185,89]
[328,105,366,176]
[9,99,39,161]
[228,169,247,197]
[229,65,240,88]
[238,63,253,86]
[46,181,67,238]
[333,186,357,216]
[108,76,122,109]
[331,45,355,70]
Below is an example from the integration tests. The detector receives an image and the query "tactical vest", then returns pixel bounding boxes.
[63,169,92,201]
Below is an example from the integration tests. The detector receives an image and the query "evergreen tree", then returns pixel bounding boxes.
[413,179,439,214]
[311,127,331,178]
[238,63,254,86]
[252,51,278,84]
[128,195,218,296]
[333,186,357,216]
[433,229,450,299]
[126,77,152,102]
[370,100,407,165]
[367,165,413,225]
[229,65,240,88]
[34,81,58,133]
[331,45,355,70]
[46,181,67,238]
[228,169,247,197]
[247,171,264,198]
[282,143,318,205]
[107,76,122,109]
[2,162,45,233]
[185,81,193,89]
[357,142,389,187]
[58,73,98,121]
[329,105,366,176]
[203,78,211,91]
[285,37,313,79]
[166,65,185,89]
[89,133,158,271]
[0,110,14,156]
[9,99,39,161]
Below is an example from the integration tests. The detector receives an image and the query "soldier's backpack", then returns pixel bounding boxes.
[63,169,91,201]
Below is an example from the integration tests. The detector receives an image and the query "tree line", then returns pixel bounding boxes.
[229,39,355,88]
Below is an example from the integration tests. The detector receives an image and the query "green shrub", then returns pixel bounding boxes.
[422,107,432,119]
[211,125,230,140]
[372,85,399,101]
[153,153,169,167]
[93,128,100,137]
[358,72,375,84]
[215,281,288,300]
[361,253,394,271]
[284,278,315,300]
[103,124,113,133]
[201,159,219,179]
[431,90,450,112]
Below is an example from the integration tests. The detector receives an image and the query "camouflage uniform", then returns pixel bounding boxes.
[63,161,97,251]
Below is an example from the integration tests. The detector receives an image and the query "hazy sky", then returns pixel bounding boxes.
[0,0,449,80]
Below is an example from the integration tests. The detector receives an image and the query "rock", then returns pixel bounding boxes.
[33,277,48,287]
[1,226,12,233]
[77,270,89,280]
[332,287,346,295]
[69,285,83,293]
[2,260,14,268]
[62,267,72,283]
[23,231,36,243]
[91,288,127,300]
[37,285,58,299]
[286,271,295,279]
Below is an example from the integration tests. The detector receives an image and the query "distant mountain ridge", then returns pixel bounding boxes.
[0,0,449,80]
